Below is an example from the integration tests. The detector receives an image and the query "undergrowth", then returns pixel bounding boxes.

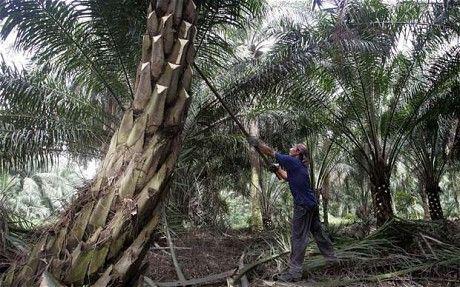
[265,218,460,286]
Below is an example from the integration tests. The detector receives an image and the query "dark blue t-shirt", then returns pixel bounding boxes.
[275,152,317,209]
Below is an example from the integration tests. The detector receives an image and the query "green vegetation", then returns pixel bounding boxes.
[0,0,459,286]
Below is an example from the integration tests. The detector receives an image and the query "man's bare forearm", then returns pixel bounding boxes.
[257,141,275,158]
[276,168,288,180]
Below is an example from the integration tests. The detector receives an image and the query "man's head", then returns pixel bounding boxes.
[289,143,310,166]
[289,143,307,157]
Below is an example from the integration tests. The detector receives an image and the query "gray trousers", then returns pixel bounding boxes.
[289,204,335,275]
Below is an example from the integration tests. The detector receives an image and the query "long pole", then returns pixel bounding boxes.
[193,63,271,166]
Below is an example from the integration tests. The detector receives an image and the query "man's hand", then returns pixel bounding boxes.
[270,164,287,181]
[246,136,260,148]
[269,163,279,173]
[247,136,276,158]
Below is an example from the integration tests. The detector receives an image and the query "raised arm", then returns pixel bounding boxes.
[268,163,287,181]
[258,141,276,158]
[247,136,287,180]
[247,136,275,158]
[275,167,288,181]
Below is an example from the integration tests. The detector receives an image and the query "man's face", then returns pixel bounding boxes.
[289,145,301,156]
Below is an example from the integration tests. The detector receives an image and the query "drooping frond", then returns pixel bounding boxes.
[0,61,111,172]
[0,0,139,108]
[194,0,266,69]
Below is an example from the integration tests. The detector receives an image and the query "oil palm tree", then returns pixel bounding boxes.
[171,2,309,231]
[265,0,460,225]
[403,94,459,220]
[0,0,264,285]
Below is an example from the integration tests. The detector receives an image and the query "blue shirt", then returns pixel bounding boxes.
[275,152,317,209]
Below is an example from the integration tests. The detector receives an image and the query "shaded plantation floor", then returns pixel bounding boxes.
[142,221,460,287]
[143,229,281,284]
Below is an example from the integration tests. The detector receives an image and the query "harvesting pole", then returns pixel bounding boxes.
[193,63,271,166]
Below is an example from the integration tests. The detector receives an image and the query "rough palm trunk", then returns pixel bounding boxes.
[356,179,371,220]
[369,159,394,226]
[425,181,444,220]
[418,181,431,220]
[2,1,197,286]
[247,119,263,231]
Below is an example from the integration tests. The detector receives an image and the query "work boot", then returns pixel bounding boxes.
[273,271,302,282]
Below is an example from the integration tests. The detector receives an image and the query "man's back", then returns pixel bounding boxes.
[275,153,317,209]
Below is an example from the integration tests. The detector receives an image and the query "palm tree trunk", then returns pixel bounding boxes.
[418,182,431,220]
[425,182,444,220]
[2,1,197,286]
[369,159,394,226]
[247,119,263,231]
[341,177,349,217]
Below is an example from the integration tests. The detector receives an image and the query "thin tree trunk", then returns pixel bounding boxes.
[447,171,460,214]
[2,1,197,286]
[323,198,329,228]
[321,173,330,229]
[247,119,263,231]
[451,116,460,160]
[358,178,371,220]
[342,177,349,217]
[363,179,369,214]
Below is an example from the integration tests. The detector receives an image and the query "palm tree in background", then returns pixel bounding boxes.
[0,0,264,285]
[2,165,86,223]
[263,0,460,225]
[0,59,113,172]
[0,0,459,284]
[169,2,312,230]
[307,133,340,228]
[178,0,460,227]
[404,95,459,220]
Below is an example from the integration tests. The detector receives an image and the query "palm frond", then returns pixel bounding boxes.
[0,0,135,108]
[0,60,111,172]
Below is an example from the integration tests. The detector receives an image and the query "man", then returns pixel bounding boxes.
[248,136,337,282]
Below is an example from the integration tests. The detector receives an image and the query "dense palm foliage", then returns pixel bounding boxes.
[0,0,459,285]
[1,0,265,285]
[0,0,458,226]
[0,0,265,171]
[172,0,460,225]
[247,0,460,224]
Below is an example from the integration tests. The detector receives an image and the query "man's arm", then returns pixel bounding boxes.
[258,141,276,158]
[275,168,288,180]
[247,136,275,158]
[269,163,287,181]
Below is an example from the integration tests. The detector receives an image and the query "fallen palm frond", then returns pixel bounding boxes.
[143,270,235,287]
[143,251,288,287]
[163,208,187,285]
[299,218,460,286]
[230,251,290,284]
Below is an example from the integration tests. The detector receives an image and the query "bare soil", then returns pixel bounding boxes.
[143,229,279,285]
